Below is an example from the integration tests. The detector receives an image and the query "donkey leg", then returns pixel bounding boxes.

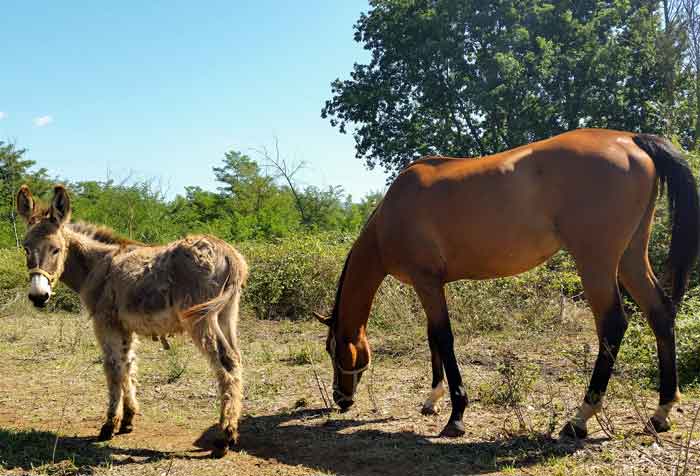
[620,244,680,433]
[119,333,139,434]
[217,296,244,449]
[94,319,131,441]
[415,281,467,437]
[561,268,627,438]
[421,328,446,415]
[187,313,242,458]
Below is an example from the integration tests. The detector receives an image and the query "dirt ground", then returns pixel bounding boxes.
[1,300,699,476]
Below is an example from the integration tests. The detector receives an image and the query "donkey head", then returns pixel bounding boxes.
[16,185,72,307]
[315,311,371,411]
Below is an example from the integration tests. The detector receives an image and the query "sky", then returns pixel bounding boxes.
[0,1,388,200]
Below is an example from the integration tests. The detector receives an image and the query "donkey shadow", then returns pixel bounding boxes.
[234,408,590,475]
[0,427,208,472]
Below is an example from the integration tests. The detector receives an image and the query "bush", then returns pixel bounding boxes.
[240,234,350,320]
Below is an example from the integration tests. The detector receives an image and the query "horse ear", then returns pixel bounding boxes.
[16,185,35,221]
[50,185,71,225]
[313,311,332,327]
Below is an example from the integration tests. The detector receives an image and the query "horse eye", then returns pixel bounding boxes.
[51,247,60,255]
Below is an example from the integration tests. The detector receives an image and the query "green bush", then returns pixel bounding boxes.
[240,234,350,320]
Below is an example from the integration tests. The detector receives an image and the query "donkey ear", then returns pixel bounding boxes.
[313,311,333,327]
[50,185,72,225]
[16,185,35,221]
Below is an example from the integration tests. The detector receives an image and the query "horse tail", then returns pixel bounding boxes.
[633,134,700,305]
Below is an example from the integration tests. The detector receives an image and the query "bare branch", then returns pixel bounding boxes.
[255,137,309,225]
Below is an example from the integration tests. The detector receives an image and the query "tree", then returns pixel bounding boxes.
[0,142,49,247]
[322,0,679,176]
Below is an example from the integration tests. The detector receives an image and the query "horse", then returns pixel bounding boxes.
[16,185,248,457]
[314,128,699,439]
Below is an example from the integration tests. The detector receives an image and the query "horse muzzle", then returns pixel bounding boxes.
[333,390,354,411]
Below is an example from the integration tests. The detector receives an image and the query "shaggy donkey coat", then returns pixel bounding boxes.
[17,185,247,457]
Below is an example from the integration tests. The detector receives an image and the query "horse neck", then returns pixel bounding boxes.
[336,225,386,341]
[60,228,117,294]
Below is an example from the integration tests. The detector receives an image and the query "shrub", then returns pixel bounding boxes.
[479,351,539,407]
[240,234,350,320]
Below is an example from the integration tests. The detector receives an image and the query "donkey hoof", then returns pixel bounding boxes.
[559,422,587,439]
[647,417,671,433]
[97,423,115,441]
[211,446,228,459]
[118,422,134,434]
[439,420,465,438]
[421,404,439,416]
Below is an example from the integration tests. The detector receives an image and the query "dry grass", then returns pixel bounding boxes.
[0,294,699,476]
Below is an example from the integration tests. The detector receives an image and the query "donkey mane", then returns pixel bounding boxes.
[67,222,143,246]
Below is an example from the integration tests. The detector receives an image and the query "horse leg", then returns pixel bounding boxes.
[619,222,680,432]
[119,333,139,434]
[186,312,242,458]
[421,328,446,415]
[414,280,467,437]
[561,264,627,438]
[93,317,131,441]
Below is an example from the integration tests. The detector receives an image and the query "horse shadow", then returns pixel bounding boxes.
[1,409,591,474]
[234,408,591,475]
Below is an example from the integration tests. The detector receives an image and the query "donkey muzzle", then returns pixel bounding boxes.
[28,274,52,307]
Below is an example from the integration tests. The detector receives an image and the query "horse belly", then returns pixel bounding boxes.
[444,228,561,281]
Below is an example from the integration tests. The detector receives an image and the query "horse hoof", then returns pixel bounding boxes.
[559,422,587,439]
[647,417,671,433]
[439,420,465,437]
[421,404,439,416]
[97,423,115,441]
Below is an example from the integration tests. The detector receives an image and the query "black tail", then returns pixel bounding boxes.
[633,134,700,305]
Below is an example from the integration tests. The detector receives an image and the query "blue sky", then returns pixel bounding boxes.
[0,1,387,200]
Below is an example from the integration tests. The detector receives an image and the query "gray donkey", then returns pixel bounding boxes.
[17,184,248,457]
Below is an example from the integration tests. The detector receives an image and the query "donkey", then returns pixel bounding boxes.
[16,184,248,457]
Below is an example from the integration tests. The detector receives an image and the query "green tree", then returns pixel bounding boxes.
[0,142,49,247]
[322,0,680,176]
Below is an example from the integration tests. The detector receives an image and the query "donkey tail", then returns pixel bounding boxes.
[180,255,246,372]
[633,134,700,305]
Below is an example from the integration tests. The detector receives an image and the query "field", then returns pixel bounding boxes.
[1,276,699,476]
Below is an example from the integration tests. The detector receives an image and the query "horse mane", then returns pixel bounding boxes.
[67,222,144,246]
[331,203,382,322]
[331,251,352,322]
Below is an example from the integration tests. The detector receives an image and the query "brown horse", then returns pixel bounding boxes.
[315,128,699,439]
[16,185,248,457]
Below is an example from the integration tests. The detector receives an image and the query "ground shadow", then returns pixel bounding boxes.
[0,427,207,473]
[236,408,590,475]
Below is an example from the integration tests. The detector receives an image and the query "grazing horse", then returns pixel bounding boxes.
[315,129,699,439]
[16,185,248,457]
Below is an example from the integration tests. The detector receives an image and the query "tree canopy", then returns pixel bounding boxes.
[322,0,689,176]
